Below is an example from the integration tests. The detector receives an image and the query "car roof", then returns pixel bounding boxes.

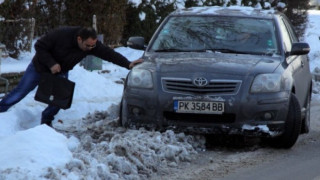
[170,6,278,19]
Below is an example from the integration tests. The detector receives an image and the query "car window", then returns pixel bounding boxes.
[150,16,280,55]
[281,16,298,43]
[278,16,292,52]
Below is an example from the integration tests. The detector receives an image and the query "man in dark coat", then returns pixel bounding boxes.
[0,26,143,126]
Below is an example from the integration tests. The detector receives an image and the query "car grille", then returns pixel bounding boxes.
[162,78,241,95]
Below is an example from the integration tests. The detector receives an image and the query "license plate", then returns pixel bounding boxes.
[174,100,224,114]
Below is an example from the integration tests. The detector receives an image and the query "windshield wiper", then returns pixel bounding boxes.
[154,48,208,52]
[207,48,273,55]
[206,48,250,54]
[154,48,186,52]
[154,48,270,55]
[263,50,278,56]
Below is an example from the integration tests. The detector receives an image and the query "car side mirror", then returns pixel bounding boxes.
[290,42,310,56]
[127,36,146,50]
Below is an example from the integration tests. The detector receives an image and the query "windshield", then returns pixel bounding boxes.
[149,16,279,55]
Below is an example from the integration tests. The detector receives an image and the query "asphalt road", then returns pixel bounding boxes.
[221,101,320,180]
[221,136,320,180]
[151,100,320,180]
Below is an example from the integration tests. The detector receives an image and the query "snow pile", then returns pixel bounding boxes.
[0,125,72,180]
[40,108,205,180]
[0,109,206,180]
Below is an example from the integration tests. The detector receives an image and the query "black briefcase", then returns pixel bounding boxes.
[35,73,75,109]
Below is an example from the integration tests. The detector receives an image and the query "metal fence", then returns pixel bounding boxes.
[0,44,9,98]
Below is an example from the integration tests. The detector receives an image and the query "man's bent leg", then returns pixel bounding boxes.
[40,71,69,126]
[41,105,60,127]
[0,63,40,112]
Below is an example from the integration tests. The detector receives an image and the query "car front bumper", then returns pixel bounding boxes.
[123,88,290,137]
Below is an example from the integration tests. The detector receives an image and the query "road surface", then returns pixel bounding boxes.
[151,100,320,180]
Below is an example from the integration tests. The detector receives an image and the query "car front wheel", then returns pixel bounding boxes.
[119,99,129,128]
[267,93,302,149]
[301,92,311,134]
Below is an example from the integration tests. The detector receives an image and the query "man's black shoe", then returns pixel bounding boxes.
[41,121,52,128]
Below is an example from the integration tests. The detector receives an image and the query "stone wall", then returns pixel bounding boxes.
[0,72,24,96]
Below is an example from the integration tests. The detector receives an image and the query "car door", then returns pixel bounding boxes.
[278,15,309,105]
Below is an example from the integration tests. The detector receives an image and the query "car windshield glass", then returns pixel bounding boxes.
[149,16,279,55]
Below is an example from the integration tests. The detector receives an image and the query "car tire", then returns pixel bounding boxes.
[119,98,129,128]
[268,93,302,149]
[301,92,311,134]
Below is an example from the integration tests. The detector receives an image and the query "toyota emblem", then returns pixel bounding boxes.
[193,77,208,87]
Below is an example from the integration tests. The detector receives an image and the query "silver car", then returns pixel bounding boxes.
[121,6,312,148]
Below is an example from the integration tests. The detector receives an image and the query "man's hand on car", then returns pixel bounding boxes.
[129,59,143,69]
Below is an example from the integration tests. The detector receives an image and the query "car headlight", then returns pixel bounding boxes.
[127,69,153,88]
[250,74,281,93]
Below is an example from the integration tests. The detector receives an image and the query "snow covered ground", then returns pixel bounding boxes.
[0,7,320,180]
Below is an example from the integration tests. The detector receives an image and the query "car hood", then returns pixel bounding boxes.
[140,52,282,76]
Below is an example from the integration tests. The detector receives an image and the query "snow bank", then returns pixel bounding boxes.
[0,125,72,179]
[43,109,206,180]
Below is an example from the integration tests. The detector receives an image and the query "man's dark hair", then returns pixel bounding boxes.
[77,27,97,40]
